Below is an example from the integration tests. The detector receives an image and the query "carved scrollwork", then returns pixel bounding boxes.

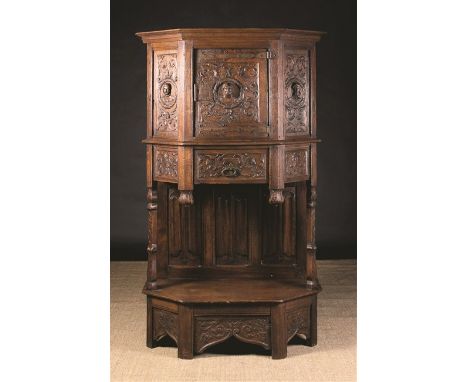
[154,309,178,344]
[194,317,271,353]
[284,51,309,134]
[154,149,178,180]
[287,308,310,342]
[196,152,266,179]
[285,149,308,179]
[155,53,178,133]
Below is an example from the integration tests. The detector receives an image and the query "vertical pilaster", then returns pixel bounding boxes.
[268,144,285,204]
[177,146,194,205]
[146,44,154,138]
[310,43,317,138]
[269,39,284,140]
[177,40,194,141]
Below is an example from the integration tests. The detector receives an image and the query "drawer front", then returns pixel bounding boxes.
[194,149,268,184]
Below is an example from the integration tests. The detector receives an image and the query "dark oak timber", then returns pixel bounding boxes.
[137,28,324,359]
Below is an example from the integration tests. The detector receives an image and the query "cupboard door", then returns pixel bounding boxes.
[194,49,269,138]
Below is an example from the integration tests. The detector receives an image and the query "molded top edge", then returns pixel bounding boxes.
[136,28,325,42]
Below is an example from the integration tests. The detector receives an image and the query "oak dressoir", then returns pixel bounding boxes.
[136,28,324,359]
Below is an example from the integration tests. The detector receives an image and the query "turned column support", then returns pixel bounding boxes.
[146,186,158,290]
[306,143,320,289]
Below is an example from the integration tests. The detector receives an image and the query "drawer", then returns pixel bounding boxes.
[194,148,268,184]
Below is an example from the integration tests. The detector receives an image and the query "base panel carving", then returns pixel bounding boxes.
[146,286,318,359]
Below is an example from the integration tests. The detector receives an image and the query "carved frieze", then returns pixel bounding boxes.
[194,49,267,136]
[154,52,178,133]
[285,149,309,180]
[196,151,266,180]
[153,309,178,343]
[287,308,309,342]
[195,317,271,353]
[284,50,309,135]
[153,148,178,181]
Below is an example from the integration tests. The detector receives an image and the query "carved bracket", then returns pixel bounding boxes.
[268,189,285,204]
[170,189,194,206]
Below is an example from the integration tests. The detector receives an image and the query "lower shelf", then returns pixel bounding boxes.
[145,279,320,359]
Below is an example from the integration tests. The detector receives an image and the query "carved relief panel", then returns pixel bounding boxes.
[284,50,310,135]
[285,146,309,182]
[194,317,271,354]
[153,146,178,182]
[153,309,178,343]
[194,49,269,137]
[153,51,178,135]
[286,307,310,342]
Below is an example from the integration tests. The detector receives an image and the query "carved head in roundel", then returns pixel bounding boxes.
[286,79,305,107]
[162,82,171,96]
[159,80,177,109]
[214,80,243,108]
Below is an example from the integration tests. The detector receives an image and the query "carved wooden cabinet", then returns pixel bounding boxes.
[136,28,324,359]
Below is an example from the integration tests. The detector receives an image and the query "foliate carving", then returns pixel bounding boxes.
[196,152,266,179]
[154,149,178,180]
[155,53,178,133]
[154,309,178,344]
[287,308,310,342]
[285,149,309,179]
[195,317,271,353]
[284,51,309,134]
[195,49,265,134]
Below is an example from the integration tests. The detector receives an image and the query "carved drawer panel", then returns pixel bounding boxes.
[194,49,269,138]
[153,146,178,182]
[194,316,271,353]
[284,146,309,182]
[194,149,268,184]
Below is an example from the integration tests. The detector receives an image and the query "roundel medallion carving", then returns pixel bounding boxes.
[159,79,177,109]
[213,79,244,109]
[285,78,305,108]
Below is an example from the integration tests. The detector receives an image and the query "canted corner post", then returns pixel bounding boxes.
[269,145,285,204]
[175,39,195,207]
[306,143,320,289]
[306,295,318,347]
[271,304,287,359]
[146,297,156,348]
